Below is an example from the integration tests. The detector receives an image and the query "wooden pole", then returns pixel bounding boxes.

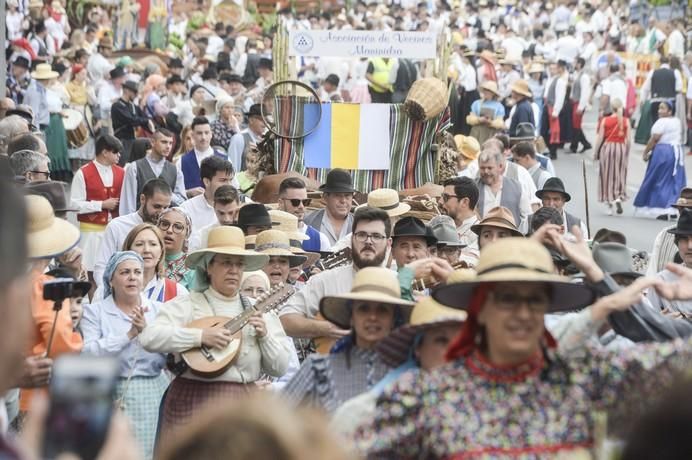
[0,0,6,102]
[582,159,591,238]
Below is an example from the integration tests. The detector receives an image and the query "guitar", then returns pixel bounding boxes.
[180,283,295,378]
[412,260,471,291]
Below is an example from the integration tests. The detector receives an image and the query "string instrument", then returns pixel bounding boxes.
[181,284,295,378]
[300,247,353,282]
[412,260,471,291]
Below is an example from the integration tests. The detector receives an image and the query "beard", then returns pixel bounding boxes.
[352,244,386,269]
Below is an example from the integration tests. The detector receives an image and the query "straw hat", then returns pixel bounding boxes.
[432,238,595,313]
[51,1,65,13]
[355,188,410,217]
[186,226,269,272]
[510,79,532,98]
[319,267,414,330]
[268,210,308,241]
[26,195,80,259]
[254,230,307,268]
[377,296,467,367]
[479,81,500,98]
[453,135,481,161]
[471,206,522,237]
[31,63,59,80]
[528,63,545,74]
[98,35,114,49]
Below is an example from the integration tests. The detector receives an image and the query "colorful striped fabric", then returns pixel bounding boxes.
[273,96,450,193]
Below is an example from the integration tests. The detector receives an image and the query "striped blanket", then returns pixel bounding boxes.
[272,98,450,192]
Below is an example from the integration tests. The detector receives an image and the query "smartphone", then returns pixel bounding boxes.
[42,355,119,460]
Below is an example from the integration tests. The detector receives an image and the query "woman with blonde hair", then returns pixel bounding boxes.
[595,97,631,216]
[172,124,193,162]
[140,74,169,129]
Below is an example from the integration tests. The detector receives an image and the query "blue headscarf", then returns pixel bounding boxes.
[103,251,144,298]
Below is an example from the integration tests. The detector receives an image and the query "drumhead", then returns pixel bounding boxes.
[62,108,84,130]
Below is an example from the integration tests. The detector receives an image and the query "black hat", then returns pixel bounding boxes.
[536,177,571,202]
[258,58,273,71]
[169,58,184,69]
[52,62,67,76]
[13,56,30,69]
[110,66,125,80]
[189,84,205,98]
[392,217,438,246]
[237,203,272,231]
[25,181,78,213]
[318,168,357,194]
[224,73,243,84]
[122,80,139,93]
[246,103,263,119]
[510,122,536,144]
[325,74,340,87]
[668,209,692,237]
[44,268,91,298]
[201,67,218,80]
[166,75,184,85]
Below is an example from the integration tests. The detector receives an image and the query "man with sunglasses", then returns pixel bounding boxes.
[278,177,330,251]
[8,149,50,183]
[439,176,481,265]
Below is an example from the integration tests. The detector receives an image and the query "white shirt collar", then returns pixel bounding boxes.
[195,146,214,158]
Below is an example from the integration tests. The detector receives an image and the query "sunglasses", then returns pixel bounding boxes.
[281,198,312,207]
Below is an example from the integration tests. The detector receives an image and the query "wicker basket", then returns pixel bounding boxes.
[403,78,448,122]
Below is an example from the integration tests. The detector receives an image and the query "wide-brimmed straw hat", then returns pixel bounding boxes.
[186,226,269,272]
[254,229,307,268]
[454,135,481,161]
[672,188,692,210]
[268,210,309,241]
[480,81,500,98]
[528,63,545,74]
[510,79,532,98]
[355,188,410,217]
[26,195,80,259]
[31,63,59,80]
[471,206,522,237]
[433,238,595,313]
[320,267,414,330]
[377,296,467,367]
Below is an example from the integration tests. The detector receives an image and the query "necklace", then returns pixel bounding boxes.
[166,252,189,281]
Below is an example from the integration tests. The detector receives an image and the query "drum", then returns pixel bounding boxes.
[62,108,89,149]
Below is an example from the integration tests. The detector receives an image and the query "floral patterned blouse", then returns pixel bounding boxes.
[211,118,237,151]
[355,338,692,459]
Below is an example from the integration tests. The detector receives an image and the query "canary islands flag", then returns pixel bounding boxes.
[303,103,391,170]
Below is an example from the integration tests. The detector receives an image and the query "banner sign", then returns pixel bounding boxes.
[288,30,437,59]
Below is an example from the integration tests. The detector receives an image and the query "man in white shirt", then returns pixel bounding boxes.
[544,60,569,159]
[512,142,553,190]
[188,185,241,252]
[569,57,593,153]
[93,179,172,287]
[555,28,580,64]
[439,176,481,265]
[180,155,235,237]
[96,67,125,126]
[177,116,233,197]
[70,135,125,274]
[119,129,186,215]
[600,64,628,117]
[664,20,685,60]
[227,104,266,172]
[87,35,114,86]
[276,177,329,252]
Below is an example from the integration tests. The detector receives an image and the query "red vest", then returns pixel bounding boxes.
[77,162,125,225]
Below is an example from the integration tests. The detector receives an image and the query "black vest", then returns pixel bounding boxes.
[394,59,417,93]
[242,54,261,86]
[651,67,676,99]
[135,157,177,197]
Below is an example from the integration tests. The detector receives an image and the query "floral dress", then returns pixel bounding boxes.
[356,339,692,459]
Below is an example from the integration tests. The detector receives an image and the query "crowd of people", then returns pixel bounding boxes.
[2,0,692,459]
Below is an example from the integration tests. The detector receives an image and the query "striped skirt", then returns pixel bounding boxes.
[115,373,170,460]
[159,377,253,446]
[598,141,629,203]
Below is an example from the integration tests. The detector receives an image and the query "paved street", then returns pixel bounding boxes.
[554,107,692,252]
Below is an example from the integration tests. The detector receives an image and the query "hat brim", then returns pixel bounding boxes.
[470,220,523,237]
[32,71,59,80]
[432,271,595,313]
[666,228,692,236]
[377,319,465,367]
[319,185,358,194]
[356,201,410,217]
[393,233,438,246]
[29,219,80,259]
[291,247,320,267]
[480,86,501,97]
[185,247,269,272]
[511,87,532,98]
[258,248,308,268]
[509,136,536,145]
[437,241,467,248]
[319,293,414,330]
[610,271,642,280]
[536,190,571,202]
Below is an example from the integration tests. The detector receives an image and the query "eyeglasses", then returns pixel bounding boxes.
[30,170,50,178]
[441,193,460,202]
[158,219,186,234]
[353,231,387,243]
[281,198,312,207]
[491,292,549,313]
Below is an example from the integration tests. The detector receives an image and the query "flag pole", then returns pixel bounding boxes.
[582,159,591,238]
